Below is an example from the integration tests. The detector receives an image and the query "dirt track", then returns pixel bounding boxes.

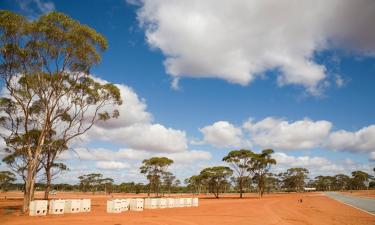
[0,192,374,225]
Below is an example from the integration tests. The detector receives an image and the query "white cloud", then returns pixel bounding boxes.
[162,150,212,164]
[326,125,375,153]
[369,152,375,162]
[244,117,332,150]
[135,0,375,95]
[274,153,347,176]
[201,117,375,154]
[96,161,130,170]
[200,121,244,148]
[16,0,55,18]
[81,80,188,153]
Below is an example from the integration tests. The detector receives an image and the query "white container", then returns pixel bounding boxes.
[29,200,48,216]
[64,199,81,213]
[185,198,192,207]
[158,198,167,208]
[144,198,158,209]
[192,197,199,207]
[178,198,185,207]
[80,199,91,212]
[129,198,144,211]
[49,199,65,214]
[173,198,180,207]
[166,198,174,208]
[120,199,130,212]
[107,199,122,213]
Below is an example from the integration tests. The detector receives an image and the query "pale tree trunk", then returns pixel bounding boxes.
[23,162,37,213]
[44,160,52,200]
[239,178,244,198]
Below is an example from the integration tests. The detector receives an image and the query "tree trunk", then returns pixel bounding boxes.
[239,178,243,198]
[44,164,52,200]
[23,163,37,213]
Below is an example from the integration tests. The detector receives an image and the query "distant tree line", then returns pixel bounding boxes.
[2,151,373,199]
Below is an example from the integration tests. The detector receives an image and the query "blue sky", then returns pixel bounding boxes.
[1,0,375,184]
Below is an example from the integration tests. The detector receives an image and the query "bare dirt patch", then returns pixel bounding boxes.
[0,192,374,225]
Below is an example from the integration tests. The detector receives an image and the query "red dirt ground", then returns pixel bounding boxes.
[0,191,374,225]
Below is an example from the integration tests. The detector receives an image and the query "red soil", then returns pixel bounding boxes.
[0,192,374,225]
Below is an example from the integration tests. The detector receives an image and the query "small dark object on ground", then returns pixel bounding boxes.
[298,199,303,203]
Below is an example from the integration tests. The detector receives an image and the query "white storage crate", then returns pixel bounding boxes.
[49,199,65,214]
[184,198,192,207]
[173,198,180,207]
[129,198,144,211]
[64,199,81,213]
[80,199,91,212]
[29,200,48,216]
[158,198,167,208]
[192,197,199,207]
[120,199,130,212]
[166,198,174,208]
[107,199,122,213]
[178,198,185,207]
[144,198,158,209]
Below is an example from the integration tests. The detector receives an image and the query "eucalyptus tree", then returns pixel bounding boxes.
[140,157,174,196]
[0,11,122,212]
[281,168,309,192]
[248,149,276,197]
[223,149,254,198]
[78,173,114,193]
[199,166,233,198]
[0,171,16,192]
[351,170,373,190]
[185,175,203,195]
[162,171,175,195]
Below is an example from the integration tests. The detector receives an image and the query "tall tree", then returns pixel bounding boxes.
[248,149,276,197]
[223,149,253,198]
[140,157,173,197]
[0,171,16,192]
[185,175,203,195]
[351,171,373,190]
[0,11,122,212]
[199,166,233,198]
[281,168,309,192]
[78,173,114,193]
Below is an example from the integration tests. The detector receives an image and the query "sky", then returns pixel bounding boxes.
[0,0,375,184]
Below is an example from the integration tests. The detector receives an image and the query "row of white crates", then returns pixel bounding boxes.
[29,199,91,216]
[107,197,199,213]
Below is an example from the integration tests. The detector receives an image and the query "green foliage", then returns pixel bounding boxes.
[140,157,174,196]
[223,149,254,198]
[247,149,276,197]
[199,166,233,198]
[0,171,16,192]
[0,10,122,211]
[280,167,309,192]
[78,173,114,193]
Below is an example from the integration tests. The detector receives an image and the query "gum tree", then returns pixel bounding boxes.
[223,149,254,198]
[199,166,233,198]
[140,157,174,197]
[248,149,276,197]
[0,11,122,212]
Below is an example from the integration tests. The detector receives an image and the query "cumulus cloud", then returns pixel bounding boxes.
[243,117,332,150]
[326,125,375,153]
[16,0,55,19]
[96,161,130,170]
[161,150,212,164]
[200,117,375,154]
[81,79,188,153]
[369,152,375,162]
[199,121,244,148]
[134,0,375,95]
